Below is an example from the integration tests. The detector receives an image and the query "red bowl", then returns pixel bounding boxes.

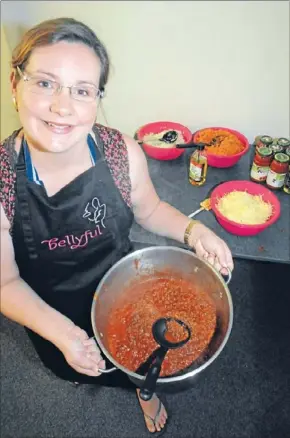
[193,127,249,168]
[136,121,192,160]
[210,180,281,236]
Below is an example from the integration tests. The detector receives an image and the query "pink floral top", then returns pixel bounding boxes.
[0,123,132,231]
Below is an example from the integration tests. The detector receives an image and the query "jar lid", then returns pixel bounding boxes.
[274,152,290,163]
[258,147,272,157]
[260,135,273,144]
[271,145,283,152]
[286,147,290,157]
[278,137,290,147]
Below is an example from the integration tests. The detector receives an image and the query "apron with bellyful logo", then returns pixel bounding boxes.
[12,132,134,385]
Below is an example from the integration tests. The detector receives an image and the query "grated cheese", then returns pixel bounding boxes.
[216,190,273,225]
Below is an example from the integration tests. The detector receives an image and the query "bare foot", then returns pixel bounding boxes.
[136,389,168,433]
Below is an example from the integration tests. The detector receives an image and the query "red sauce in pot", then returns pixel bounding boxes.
[106,273,216,376]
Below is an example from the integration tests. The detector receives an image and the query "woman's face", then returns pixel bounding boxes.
[13,41,101,153]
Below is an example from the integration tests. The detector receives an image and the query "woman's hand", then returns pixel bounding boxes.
[57,324,106,377]
[189,223,234,275]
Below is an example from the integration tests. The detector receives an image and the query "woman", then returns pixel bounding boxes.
[0,18,234,435]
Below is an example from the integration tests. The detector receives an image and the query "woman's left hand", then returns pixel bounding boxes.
[189,223,234,275]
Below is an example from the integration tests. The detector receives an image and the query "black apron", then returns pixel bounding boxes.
[12,132,135,387]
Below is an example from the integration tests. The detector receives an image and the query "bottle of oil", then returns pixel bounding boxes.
[189,143,208,186]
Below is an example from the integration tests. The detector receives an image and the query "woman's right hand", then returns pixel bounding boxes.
[58,324,106,377]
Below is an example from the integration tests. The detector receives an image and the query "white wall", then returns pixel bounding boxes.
[1,1,289,142]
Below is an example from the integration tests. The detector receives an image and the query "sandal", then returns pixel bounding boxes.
[139,393,169,436]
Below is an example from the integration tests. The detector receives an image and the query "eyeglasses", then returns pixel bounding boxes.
[16,66,103,103]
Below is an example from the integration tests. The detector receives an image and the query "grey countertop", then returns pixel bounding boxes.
[130,146,290,264]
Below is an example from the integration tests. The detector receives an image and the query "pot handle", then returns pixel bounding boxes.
[91,337,117,374]
[221,267,232,285]
[98,366,117,374]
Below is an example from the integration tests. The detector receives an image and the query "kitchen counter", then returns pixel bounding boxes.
[130,146,290,264]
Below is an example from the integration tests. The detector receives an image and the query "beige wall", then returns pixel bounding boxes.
[1,1,289,142]
[0,26,21,140]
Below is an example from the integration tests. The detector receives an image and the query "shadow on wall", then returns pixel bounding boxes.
[2,23,29,52]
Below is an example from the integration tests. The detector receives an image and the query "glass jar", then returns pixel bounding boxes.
[283,167,290,194]
[266,153,289,190]
[256,135,273,150]
[277,138,290,152]
[250,147,273,182]
[270,144,283,154]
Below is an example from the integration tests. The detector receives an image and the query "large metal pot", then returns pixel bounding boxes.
[91,246,233,393]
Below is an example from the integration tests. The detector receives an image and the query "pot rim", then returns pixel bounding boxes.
[91,246,233,383]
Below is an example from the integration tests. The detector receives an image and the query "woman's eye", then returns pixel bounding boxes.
[37,80,53,88]
[77,88,89,96]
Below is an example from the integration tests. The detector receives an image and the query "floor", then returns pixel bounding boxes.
[1,258,289,438]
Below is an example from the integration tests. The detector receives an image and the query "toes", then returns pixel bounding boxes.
[155,419,161,432]
[144,417,156,433]
[159,409,167,427]
[155,418,164,431]
[155,406,167,431]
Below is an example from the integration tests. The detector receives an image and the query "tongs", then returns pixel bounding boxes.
[189,197,212,218]
[175,135,226,149]
[134,129,225,149]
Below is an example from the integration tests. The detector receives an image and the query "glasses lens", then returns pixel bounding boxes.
[28,78,57,95]
[71,85,97,102]
[24,74,98,102]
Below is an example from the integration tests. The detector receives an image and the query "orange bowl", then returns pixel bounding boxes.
[193,127,249,168]
[210,180,281,236]
[136,121,192,160]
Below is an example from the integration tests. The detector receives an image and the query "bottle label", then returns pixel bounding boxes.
[189,163,202,181]
[266,169,286,188]
[250,162,269,181]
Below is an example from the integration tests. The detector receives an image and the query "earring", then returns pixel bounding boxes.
[12,96,18,112]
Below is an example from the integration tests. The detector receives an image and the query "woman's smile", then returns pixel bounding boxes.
[42,119,74,135]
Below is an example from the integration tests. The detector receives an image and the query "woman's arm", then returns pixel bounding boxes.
[124,134,234,272]
[124,134,191,242]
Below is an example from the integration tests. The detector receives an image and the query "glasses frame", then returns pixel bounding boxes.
[16,66,104,102]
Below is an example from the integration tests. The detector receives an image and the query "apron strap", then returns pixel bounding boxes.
[88,133,102,162]
[16,138,39,261]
